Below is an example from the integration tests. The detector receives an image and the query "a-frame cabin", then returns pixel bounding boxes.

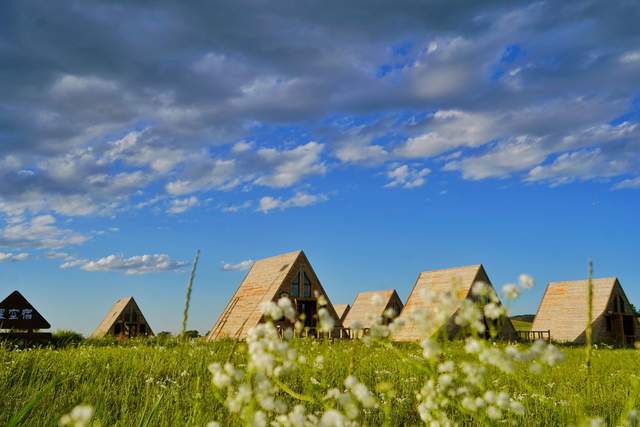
[91,297,154,339]
[343,289,404,329]
[0,290,52,342]
[531,277,639,345]
[207,250,342,340]
[393,264,516,341]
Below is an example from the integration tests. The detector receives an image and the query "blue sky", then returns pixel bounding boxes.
[1,1,639,335]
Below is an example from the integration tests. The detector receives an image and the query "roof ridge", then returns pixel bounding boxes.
[419,264,482,274]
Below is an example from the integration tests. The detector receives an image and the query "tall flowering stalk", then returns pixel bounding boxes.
[181,249,200,338]
[586,259,594,374]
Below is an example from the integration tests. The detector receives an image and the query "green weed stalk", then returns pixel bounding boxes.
[181,249,200,338]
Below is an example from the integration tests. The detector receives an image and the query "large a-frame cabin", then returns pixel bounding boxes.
[207,250,342,340]
[531,277,639,345]
[393,264,516,341]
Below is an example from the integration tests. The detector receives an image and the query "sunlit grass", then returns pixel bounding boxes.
[1,339,639,426]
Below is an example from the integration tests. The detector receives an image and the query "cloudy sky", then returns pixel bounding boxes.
[1,1,639,335]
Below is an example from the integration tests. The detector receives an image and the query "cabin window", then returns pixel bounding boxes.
[605,316,612,332]
[291,273,300,297]
[114,323,122,334]
[303,272,312,297]
[140,324,147,334]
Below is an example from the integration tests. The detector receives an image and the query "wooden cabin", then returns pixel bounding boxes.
[0,290,52,342]
[207,250,342,340]
[393,264,516,341]
[531,277,638,345]
[91,297,153,339]
[343,289,403,332]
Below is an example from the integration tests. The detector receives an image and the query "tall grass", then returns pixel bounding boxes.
[1,340,639,426]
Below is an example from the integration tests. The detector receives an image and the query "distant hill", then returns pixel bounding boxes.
[510,314,535,323]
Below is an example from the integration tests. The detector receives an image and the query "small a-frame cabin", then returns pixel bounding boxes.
[343,289,404,330]
[333,304,351,323]
[531,277,639,345]
[207,250,342,340]
[91,297,154,339]
[393,264,516,341]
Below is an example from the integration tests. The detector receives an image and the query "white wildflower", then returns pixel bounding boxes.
[464,338,482,354]
[487,406,502,420]
[277,297,296,322]
[541,344,564,366]
[59,405,94,427]
[471,281,488,297]
[320,409,346,427]
[383,307,397,319]
[420,339,441,360]
[501,283,519,300]
[261,301,283,320]
[483,302,504,320]
[318,308,335,332]
[518,274,535,289]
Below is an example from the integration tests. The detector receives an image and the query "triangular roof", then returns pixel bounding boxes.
[393,264,514,341]
[333,304,351,322]
[531,277,630,342]
[0,290,50,330]
[91,296,153,338]
[207,250,341,340]
[343,289,403,329]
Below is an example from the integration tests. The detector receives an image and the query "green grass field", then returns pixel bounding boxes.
[511,320,533,331]
[2,339,639,426]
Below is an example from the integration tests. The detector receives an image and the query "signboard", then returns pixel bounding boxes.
[0,290,51,331]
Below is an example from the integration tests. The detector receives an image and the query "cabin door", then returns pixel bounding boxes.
[623,315,636,338]
[297,300,317,327]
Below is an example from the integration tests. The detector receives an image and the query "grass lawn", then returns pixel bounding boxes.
[511,320,533,331]
[2,339,639,426]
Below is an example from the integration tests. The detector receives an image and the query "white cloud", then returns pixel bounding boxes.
[257,191,328,213]
[385,164,431,188]
[526,148,630,186]
[0,252,29,262]
[60,258,86,269]
[444,136,547,180]
[167,196,199,214]
[254,142,327,188]
[221,200,252,213]
[395,110,497,158]
[165,159,239,195]
[222,259,254,271]
[47,251,72,260]
[620,50,640,64]
[614,177,640,190]
[78,253,188,275]
[231,141,254,153]
[0,215,89,249]
[334,141,388,164]
[51,74,117,97]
